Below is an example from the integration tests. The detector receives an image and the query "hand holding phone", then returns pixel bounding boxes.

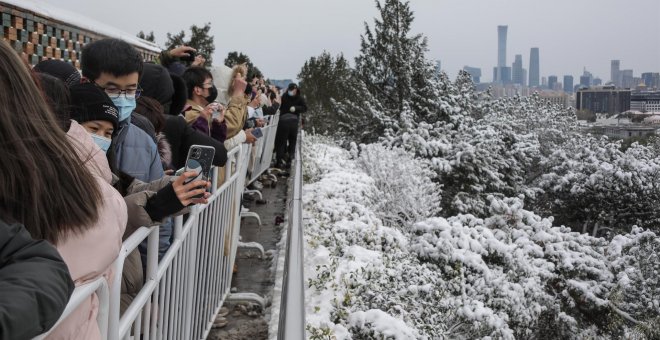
[252,127,263,139]
[183,145,215,200]
[173,172,210,206]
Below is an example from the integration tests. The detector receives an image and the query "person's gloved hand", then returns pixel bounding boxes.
[290,106,296,113]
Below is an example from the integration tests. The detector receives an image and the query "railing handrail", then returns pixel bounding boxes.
[278,126,306,339]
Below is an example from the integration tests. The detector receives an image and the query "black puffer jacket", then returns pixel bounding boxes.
[162,115,228,169]
[0,220,74,339]
[280,92,308,117]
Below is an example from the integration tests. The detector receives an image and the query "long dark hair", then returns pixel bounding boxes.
[0,40,102,245]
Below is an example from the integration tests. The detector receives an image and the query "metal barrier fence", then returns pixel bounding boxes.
[33,114,290,340]
[247,113,280,185]
[277,129,306,339]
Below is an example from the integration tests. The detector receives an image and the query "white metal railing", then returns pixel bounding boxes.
[277,129,306,339]
[247,113,280,185]
[33,142,252,340]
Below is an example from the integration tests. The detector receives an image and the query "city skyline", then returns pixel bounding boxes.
[52,0,660,80]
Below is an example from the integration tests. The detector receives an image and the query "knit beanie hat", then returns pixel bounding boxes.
[69,83,119,130]
[33,59,81,87]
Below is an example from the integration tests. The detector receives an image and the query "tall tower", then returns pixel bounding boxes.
[529,47,540,87]
[512,54,524,85]
[611,60,620,87]
[496,25,508,83]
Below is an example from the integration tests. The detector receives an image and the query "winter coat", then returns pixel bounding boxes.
[162,115,228,169]
[0,220,74,340]
[46,121,127,340]
[113,120,164,183]
[263,102,280,116]
[131,113,157,143]
[279,93,307,119]
[225,94,249,139]
[185,100,228,143]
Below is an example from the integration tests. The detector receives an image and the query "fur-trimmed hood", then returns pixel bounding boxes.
[156,133,172,170]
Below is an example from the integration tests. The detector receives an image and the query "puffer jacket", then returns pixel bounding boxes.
[0,220,74,340]
[46,121,127,340]
[113,120,164,183]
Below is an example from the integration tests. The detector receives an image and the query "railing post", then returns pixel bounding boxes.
[182,205,199,339]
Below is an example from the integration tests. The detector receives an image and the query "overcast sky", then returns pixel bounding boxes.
[56,0,660,82]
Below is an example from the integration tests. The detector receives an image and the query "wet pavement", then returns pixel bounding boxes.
[207,174,289,340]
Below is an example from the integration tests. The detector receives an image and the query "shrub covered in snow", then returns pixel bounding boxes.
[303,139,660,339]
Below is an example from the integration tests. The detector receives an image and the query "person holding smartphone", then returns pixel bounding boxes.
[182,67,228,143]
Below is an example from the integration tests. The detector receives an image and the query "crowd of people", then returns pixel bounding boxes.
[0,36,306,339]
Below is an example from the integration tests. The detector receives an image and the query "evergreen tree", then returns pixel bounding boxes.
[224,51,262,80]
[354,0,438,131]
[165,23,215,66]
[298,51,382,143]
[137,30,155,43]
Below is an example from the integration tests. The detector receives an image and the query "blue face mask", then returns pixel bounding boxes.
[90,133,112,153]
[287,90,295,97]
[111,95,136,122]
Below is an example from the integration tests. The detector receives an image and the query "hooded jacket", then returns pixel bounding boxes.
[46,121,127,340]
[0,220,74,340]
[279,92,308,120]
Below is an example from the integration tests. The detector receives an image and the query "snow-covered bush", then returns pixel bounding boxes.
[533,136,660,235]
[355,143,441,227]
[303,138,660,339]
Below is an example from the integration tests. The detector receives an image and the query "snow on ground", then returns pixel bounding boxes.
[302,136,660,339]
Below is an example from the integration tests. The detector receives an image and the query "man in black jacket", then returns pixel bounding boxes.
[275,83,307,168]
[0,220,74,339]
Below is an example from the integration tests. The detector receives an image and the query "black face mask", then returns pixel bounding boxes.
[205,85,218,103]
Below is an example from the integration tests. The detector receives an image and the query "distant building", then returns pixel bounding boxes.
[621,69,634,88]
[593,77,602,86]
[611,60,620,87]
[548,76,558,91]
[641,72,660,90]
[435,60,442,74]
[494,25,508,83]
[539,90,570,108]
[576,86,631,114]
[564,75,574,93]
[594,125,658,139]
[493,66,511,84]
[512,54,524,85]
[463,66,482,83]
[630,91,660,112]
[529,47,540,87]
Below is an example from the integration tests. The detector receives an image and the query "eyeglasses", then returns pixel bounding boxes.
[95,83,142,99]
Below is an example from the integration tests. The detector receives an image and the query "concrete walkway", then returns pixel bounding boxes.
[207,174,289,340]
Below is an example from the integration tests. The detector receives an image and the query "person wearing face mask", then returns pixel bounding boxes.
[68,82,211,318]
[275,83,307,168]
[182,66,227,142]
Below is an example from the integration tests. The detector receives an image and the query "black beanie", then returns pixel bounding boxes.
[33,59,81,87]
[69,83,119,130]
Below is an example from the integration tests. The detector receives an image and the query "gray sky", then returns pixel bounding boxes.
[56,0,660,82]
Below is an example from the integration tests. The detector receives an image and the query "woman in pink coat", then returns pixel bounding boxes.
[0,40,126,340]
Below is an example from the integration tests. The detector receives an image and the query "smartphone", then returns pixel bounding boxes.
[252,127,263,139]
[183,145,215,199]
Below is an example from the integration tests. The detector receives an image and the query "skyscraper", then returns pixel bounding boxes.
[548,76,558,91]
[529,47,540,87]
[512,54,524,85]
[611,60,620,87]
[495,25,507,83]
[563,75,574,93]
[463,66,482,83]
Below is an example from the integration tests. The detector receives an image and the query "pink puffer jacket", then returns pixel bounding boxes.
[46,121,127,340]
